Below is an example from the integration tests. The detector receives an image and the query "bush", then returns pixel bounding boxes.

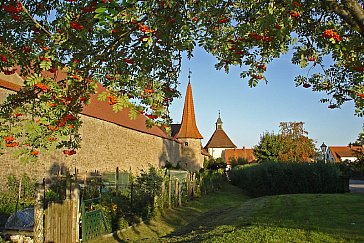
[340,160,364,179]
[198,169,225,195]
[100,166,164,230]
[132,167,164,221]
[230,157,248,168]
[230,162,344,197]
[205,158,226,170]
[0,173,36,227]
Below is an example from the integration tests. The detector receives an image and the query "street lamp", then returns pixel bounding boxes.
[320,142,328,163]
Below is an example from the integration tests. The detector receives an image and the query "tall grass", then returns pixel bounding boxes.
[230,162,345,197]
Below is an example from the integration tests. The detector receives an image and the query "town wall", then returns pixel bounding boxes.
[0,85,203,189]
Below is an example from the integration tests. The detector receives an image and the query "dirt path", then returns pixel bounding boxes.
[96,184,249,243]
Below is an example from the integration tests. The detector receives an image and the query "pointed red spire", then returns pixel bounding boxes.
[176,82,203,139]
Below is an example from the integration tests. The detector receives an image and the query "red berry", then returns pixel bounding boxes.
[303,83,311,88]
[0,55,8,62]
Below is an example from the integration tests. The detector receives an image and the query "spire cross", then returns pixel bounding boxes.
[188,69,192,83]
[218,110,221,118]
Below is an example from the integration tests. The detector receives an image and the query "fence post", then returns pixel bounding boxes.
[130,182,134,212]
[161,179,165,208]
[116,167,119,193]
[168,176,172,208]
[66,171,71,199]
[178,180,182,207]
[191,173,195,198]
[74,167,78,183]
[186,173,189,198]
[83,172,87,198]
[34,179,45,243]
[72,184,80,243]
[174,179,178,207]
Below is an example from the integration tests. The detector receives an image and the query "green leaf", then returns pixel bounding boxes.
[112,102,123,112]
[40,60,52,71]
[128,108,139,120]
[25,74,42,86]
[95,7,107,14]
[97,92,109,101]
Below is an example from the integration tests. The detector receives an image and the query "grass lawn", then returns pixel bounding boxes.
[95,183,364,243]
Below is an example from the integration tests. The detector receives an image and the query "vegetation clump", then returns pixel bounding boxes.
[230,162,345,197]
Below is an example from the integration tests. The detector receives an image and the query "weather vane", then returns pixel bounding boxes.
[188,68,192,83]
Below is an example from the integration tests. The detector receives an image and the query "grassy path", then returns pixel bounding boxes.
[96,183,364,243]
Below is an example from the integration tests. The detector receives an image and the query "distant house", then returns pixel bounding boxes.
[327,145,363,162]
[224,147,256,164]
[203,113,255,166]
[204,113,236,159]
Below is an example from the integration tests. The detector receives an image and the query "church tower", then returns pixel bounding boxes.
[175,75,204,171]
[204,112,236,159]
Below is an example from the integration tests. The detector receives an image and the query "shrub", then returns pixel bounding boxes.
[132,167,164,221]
[340,160,364,179]
[230,157,248,167]
[100,166,164,229]
[198,169,225,195]
[230,162,344,197]
[205,158,226,170]
[0,173,36,227]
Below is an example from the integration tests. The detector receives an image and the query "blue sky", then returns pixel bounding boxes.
[169,47,363,149]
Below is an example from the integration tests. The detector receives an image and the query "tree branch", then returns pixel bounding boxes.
[342,0,364,36]
[323,0,364,37]
[20,1,52,37]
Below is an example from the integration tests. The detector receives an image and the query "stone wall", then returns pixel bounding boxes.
[0,85,204,189]
[0,113,185,188]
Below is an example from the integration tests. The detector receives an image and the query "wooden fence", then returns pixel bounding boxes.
[32,167,220,243]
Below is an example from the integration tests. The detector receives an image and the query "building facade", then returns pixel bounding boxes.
[204,113,236,159]
[204,113,256,165]
[327,145,363,162]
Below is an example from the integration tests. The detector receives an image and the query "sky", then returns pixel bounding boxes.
[169,47,363,149]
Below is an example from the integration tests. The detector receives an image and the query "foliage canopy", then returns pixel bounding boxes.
[254,122,316,162]
[0,0,363,159]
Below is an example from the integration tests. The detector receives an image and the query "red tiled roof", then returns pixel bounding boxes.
[0,73,169,139]
[82,83,169,139]
[204,129,236,149]
[175,82,203,139]
[225,148,256,164]
[329,146,362,162]
[0,78,21,91]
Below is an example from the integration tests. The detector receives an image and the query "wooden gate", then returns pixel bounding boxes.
[81,197,109,243]
[34,182,80,243]
[44,199,78,243]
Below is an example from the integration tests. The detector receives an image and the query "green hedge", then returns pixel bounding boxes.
[230,162,345,197]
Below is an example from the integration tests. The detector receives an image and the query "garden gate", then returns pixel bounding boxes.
[44,199,78,243]
[33,181,80,243]
[81,197,109,243]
